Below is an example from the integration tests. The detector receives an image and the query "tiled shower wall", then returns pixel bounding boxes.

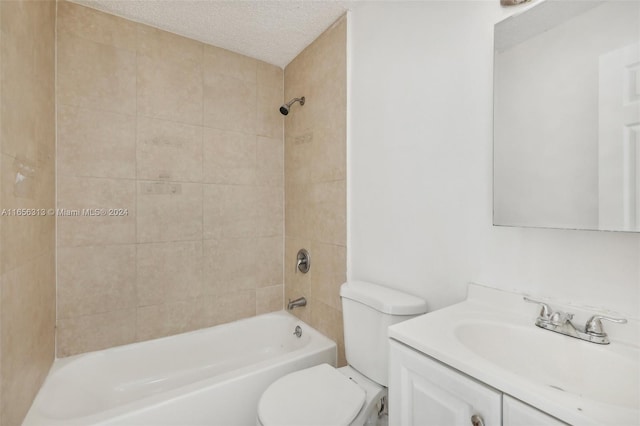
[56,1,284,357]
[284,17,347,366]
[0,0,57,423]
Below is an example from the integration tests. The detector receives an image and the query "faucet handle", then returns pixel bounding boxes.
[549,311,573,326]
[523,297,552,322]
[585,315,627,337]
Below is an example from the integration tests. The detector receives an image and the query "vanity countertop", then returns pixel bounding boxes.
[388,284,640,426]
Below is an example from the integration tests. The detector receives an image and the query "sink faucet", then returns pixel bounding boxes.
[287,297,307,310]
[524,297,627,345]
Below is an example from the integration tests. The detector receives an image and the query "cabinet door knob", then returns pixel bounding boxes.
[471,414,485,426]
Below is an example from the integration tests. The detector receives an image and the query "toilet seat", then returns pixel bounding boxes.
[258,364,366,426]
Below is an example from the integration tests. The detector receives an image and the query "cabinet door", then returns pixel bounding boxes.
[389,340,501,426]
[503,395,567,426]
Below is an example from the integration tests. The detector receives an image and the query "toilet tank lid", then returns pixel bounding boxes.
[340,281,427,315]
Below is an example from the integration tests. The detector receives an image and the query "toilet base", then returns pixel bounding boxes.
[337,366,387,426]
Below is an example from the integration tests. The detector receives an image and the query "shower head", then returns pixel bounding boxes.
[279,105,290,116]
[279,97,305,116]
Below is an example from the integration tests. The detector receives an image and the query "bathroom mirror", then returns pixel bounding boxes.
[493,0,640,232]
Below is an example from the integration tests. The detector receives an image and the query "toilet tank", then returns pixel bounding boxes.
[340,281,427,387]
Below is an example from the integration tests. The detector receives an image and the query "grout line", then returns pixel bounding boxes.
[281,66,286,311]
[201,43,206,318]
[133,28,140,342]
[54,0,60,359]
[56,22,137,54]
[345,10,352,283]
[56,173,288,188]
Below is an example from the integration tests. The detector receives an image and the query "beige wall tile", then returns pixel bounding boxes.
[311,243,345,311]
[1,153,55,210]
[137,55,203,126]
[0,74,48,165]
[258,61,283,91]
[204,45,257,83]
[137,24,203,64]
[1,250,55,425]
[57,245,136,318]
[310,299,345,367]
[137,290,256,341]
[257,285,283,315]
[311,125,346,182]
[314,17,347,71]
[57,33,136,115]
[284,181,313,240]
[1,154,55,273]
[0,18,2,417]
[57,309,137,357]
[57,176,136,247]
[256,236,284,288]
[284,15,346,361]
[284,128,314,185]
[136,25,204,124]
[313,71,346,126]
[203,236,282,295]
[137,117,203,182]
[57,1,136,51]
[1,2,55,163]
[136,181,202,243]
[0,82,37,162]
[198,290,256,329]
[204,184,282,239]
[58,105,136,179]
[203,128,256,185]
[137,240,203,306]
[283,90,314,143]
[202,184,224,240]
[204,73,256,133]
[0,0,56,423]
[311,180,346,246]
[257,85,283,139]
[256,136,284,187]
[1,210,54,276]
[254,185,284,238]
[54,13,287,360]
[136,299,203,341]
[203,238,257,294]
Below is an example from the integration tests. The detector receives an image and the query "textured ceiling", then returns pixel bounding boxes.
[71,0,350,68]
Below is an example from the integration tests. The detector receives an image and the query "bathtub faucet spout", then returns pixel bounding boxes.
[287,297,307,310]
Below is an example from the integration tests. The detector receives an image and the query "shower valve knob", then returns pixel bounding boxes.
[296,249,310,273]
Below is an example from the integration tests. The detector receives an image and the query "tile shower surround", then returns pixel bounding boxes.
[284,16,347,366]
[0,0,56,424]
[56,1,285,357]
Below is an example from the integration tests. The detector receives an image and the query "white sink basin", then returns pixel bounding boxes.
[388,284,640,425]
[454,321,639,409]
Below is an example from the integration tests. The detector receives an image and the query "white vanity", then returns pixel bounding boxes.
[388,284,640,425]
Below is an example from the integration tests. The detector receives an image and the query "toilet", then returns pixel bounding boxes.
[257,281,427,426]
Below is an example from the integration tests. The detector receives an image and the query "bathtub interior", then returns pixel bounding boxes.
[33,312,329,421]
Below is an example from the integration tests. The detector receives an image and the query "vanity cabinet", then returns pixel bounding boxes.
[389,340,501,426]
[503,395,567,426]
[389,340,567,426]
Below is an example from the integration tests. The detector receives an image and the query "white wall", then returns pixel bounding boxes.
[348,1,640,319]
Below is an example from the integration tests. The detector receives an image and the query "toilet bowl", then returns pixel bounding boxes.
[257,281,427,426]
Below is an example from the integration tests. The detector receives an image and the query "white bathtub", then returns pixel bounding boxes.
[24,311,336,426]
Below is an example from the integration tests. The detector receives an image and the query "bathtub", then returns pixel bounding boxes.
[24,311,336,426]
